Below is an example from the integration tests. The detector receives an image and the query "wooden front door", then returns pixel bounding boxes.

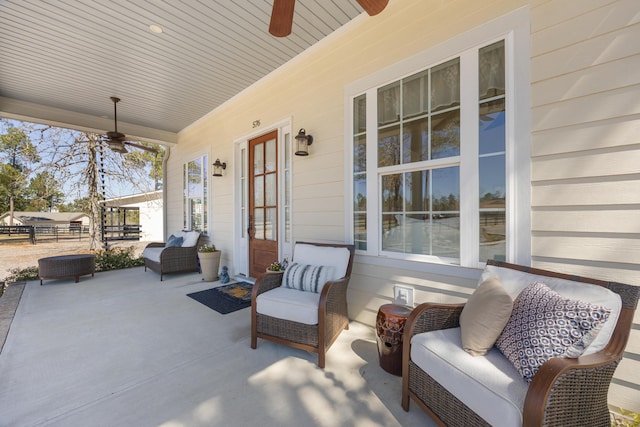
[248,130,278,278]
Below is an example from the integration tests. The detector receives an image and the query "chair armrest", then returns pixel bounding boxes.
[145,242,165,249]
[251,272,284,301]
[404,302,465,340]
[158,245,194,257]
[318,276,349,310]
[523,347,623,426]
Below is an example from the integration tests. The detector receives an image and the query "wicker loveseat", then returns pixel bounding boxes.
[402,259,639,427]
[142,231,202,281]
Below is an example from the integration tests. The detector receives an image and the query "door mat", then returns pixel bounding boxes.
[187,282,253,314]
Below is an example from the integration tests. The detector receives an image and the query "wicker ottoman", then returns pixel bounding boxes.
[38,254,95,285]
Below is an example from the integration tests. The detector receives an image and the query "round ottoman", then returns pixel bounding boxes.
[38,254,95,285]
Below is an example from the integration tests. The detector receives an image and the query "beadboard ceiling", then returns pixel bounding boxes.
[0,0,367,144]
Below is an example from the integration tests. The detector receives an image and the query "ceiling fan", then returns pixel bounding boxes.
[269,0,389,37]
[101,97,158,154]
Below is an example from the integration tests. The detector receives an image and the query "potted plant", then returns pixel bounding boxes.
[266,258,288,273]
[197,244,221,282]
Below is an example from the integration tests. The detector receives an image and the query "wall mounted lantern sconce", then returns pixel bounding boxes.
[294,128,313,156]
[212,158,227,177]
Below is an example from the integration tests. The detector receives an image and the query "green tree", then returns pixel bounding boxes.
[0,119,163,249]
[24,171,65,211]
[0,127,40,223]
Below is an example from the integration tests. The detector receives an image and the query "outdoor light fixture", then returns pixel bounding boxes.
[212,159,227,177]
[294,128,313,156]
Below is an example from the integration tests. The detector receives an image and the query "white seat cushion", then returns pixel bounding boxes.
[411,327,528,427]
[480,264,621,356]
[256,287,321,325]
[142,247,163,263]
[293,244,350,281]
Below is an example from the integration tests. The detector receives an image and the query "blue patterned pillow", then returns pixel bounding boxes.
[166,235,183,247]
[283,263,334,293]
[495,281,610,382]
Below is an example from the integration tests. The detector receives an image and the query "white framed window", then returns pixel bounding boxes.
[183,154,208,234]
[345,8,530,269]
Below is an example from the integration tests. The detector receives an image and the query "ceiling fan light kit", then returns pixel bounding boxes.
[102,97,158,155]
[269,0,389,37]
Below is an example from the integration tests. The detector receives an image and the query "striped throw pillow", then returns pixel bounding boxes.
[283,263,334,293]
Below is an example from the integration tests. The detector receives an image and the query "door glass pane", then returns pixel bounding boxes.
[378,125,400,167]
[265,139,276,172]
[284,170,290,205]
[254,175,264,206]
[254,143,264,175]
[431,110,460,159]
[284,133,290,168]
[265,208,276,241]
[265,173,276,206]
[254,208,264,240]
[431,58,460,112]
[285,206,291,243]
[403,118,429,163]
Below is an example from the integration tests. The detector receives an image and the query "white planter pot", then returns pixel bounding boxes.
[198,251,221,282]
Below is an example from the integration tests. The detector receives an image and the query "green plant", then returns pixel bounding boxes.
[198,244,216,253]
[611,408,640,427]
[3,266,39,283]
[267,258,288,272]
[93,246,144,272]
[1,265,40,298]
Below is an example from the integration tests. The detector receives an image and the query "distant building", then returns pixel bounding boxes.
[101,191,163,242]
[0,211,89,228]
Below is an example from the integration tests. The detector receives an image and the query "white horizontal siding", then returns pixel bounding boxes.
[531,0,640,412]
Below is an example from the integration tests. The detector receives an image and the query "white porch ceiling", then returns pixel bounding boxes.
[0,0,367,144]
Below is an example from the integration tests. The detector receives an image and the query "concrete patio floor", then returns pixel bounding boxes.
[0,267,434,427]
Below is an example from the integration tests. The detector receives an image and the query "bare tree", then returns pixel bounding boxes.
[5,121,164,249]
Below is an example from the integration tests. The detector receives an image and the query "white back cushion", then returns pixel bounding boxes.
[480,265,621,355]
[181,231,201,247]
[293,244,350,281]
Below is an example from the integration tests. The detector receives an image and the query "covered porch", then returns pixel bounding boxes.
[0,269,432,426]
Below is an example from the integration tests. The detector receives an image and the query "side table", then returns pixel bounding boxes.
[376,303,412,376]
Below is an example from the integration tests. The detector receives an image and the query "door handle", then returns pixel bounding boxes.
[247,214,253,240]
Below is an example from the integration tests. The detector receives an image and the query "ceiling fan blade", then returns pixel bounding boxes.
[355,0,389,16]
[269,0,295,37]
[124,141,159,154]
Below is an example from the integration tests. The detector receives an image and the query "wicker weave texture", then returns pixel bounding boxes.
[251,242,355,367]
[38,254,95,284]
[409,360,490,427]
[403,260,640,427]
[143,235,202,280]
